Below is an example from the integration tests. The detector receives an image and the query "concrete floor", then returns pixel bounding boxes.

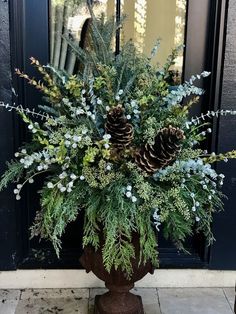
[0,287,234,314]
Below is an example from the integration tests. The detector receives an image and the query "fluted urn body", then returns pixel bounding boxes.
[80,233,154,314]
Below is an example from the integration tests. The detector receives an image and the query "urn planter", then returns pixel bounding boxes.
[80,234,154,314]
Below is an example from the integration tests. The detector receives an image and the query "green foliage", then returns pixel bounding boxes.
[0,161,24,191]
[31,182,88,256]
[0,8,234,278]
[203,150,236,163]
[163,210,193,251]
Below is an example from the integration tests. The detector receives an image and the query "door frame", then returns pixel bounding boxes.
[3,0,229,270]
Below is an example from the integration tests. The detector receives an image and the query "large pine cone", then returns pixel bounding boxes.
[105,106,134,148]
[135,126,185,174]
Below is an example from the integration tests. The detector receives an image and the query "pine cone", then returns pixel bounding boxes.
[135,126,185,174]
[105,106,134,148]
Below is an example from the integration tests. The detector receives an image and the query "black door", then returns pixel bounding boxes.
[0,0,232,270]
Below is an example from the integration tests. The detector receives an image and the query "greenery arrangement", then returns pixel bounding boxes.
[1,11,236,277]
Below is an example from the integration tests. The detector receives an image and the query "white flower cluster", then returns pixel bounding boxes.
[14,176,35,200]
[64,128,89,149]
[88,78,105,120]
[80,91,96,120]
[63,88,96,122]
[14,184,23,200]
[125,100,141,123]
[124,185,137,203]
[88,78,97,108]
[103,133,111,149]
[163,72,211,107]
[115,89,124,102]
[154,159,225,190]
[189,71,211,84]
[155,159,218,180]
[192,128,212,142]
[187,192,201,222]
[178,159,218,179]
[13,176,35,201]
[153,208,161,231]
[47,172,85,193]
[28,122,40,134]
[14,148,58,200]
[154,158,226,222]
[17,149,54,170]
[105,163,112,171]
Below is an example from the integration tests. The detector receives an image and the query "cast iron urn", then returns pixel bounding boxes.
[80,233,154,314]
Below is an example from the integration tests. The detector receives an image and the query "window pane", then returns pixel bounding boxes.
[50,0,114,74]
[121,0,187,82]
[50,0,187,80]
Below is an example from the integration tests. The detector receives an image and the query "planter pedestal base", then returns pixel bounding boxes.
[80,235,154,314]
[94,283,144,314]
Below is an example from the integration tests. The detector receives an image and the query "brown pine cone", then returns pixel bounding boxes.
[105,106,134,148]
[135,126,185,174]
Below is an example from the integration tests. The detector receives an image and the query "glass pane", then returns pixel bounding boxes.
[50,0,115,74]
[121,0,187,82]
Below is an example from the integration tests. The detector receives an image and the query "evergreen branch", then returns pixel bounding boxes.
[61,34,88,61]
[0,161,24,191]
[61,34,100,73]
[43,65,67,84]
[149,38,161,60]
[34,184,85,256]
[38,105,60,117]
[161,45,184,77]
[87,7,113,64]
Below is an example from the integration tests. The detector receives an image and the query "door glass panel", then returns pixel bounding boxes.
[50,0,114,74]
[50,0,187,80]
[121,0,187,82]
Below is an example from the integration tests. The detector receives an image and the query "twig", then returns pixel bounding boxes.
[0,101,52,120]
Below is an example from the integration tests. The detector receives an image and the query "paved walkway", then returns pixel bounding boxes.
[0,287,234,313]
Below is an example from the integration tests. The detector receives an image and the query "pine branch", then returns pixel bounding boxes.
[0,161,24,191]
[43,64,68,84]
[61,34,89,62]
[33,182,87,256]
[38,105,60,117]
[149,38,161,60]
[161,45,184,77]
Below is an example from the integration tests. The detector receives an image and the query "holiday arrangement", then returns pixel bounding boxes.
[1,13,236,281]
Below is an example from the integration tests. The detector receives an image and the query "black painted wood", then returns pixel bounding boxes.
[115,0,121,55]
[0,0,20,270]
[184,0,211,81]
[209,0,236,269]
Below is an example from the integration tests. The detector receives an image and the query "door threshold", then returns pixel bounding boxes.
[0,269,235,289]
